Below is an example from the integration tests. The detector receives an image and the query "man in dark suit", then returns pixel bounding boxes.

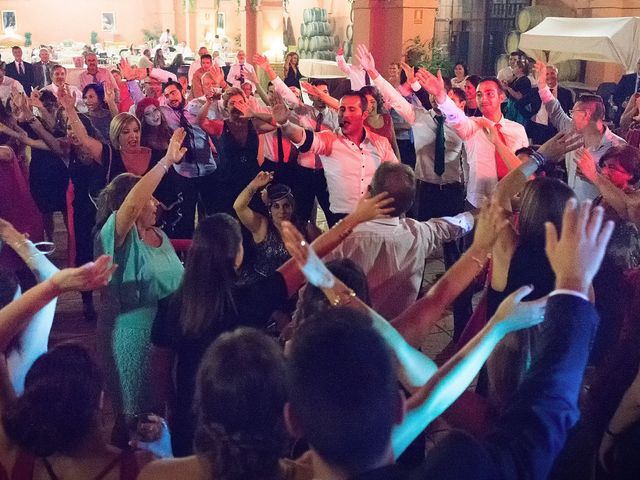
[286,199,613,480]
[5,46,34,95]
[613,59,640,110]
[516,64,574,145]
[32,47,53,89]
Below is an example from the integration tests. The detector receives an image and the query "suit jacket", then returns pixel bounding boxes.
[32,61,53,89]
[614,73,639,107]
[420,294,599,480]
[5,61,34,95]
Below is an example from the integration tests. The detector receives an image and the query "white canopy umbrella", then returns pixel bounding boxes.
[519,17,640,73]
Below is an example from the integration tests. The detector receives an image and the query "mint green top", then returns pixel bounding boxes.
[97,211,184,414]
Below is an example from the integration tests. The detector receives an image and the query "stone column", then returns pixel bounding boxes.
[353,0,439,73]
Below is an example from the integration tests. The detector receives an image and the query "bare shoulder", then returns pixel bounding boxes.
[0,146,14,162]
[137,455,207,480]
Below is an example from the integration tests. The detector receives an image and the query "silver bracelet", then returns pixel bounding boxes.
[158,162,170,174]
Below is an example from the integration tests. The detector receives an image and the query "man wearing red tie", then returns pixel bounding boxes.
[5,46,34,95]
[417,69,529,210]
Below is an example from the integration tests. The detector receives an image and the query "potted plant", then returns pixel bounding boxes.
[24,32,32,47]
[403,35,428,67]
[90,31,98,46]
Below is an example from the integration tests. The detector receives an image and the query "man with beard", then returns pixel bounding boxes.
[159,80,217,238]
[273,89,398,222]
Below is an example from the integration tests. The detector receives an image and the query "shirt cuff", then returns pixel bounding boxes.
[440,211,475,233]
[549,289,590,302]
[437,95,463,124]
[539,85,554,104]
[291,129,308,148]
[411,80,421,92]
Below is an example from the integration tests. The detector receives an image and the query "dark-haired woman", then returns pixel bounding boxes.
[82,82,118,141]
[451,61,467,90]
[95,129,187,446]
[477,125,577,409]
[151,192,395,456]
[360,85,401,160]
[140,328,312,480]
[234,172,320,281]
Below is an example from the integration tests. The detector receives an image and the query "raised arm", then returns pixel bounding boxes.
[114,129,187,248]
[233,171,272,242]
[536,60,573,132]
[277,192,395,298]
[58,85,104,164]
[281,221,437,391]
[391,200,508,347]
[416,68,478,140]
[104,84,119,118]
[271,100,306,145]
[356,44,416,124]
[300,81,339,111]
[253,54,300,107]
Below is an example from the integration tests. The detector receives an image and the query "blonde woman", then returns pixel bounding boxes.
[283,51,302,88]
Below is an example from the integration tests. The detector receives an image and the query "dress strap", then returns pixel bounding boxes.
[40,458,60,480]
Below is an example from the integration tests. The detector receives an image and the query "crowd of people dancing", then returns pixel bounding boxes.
[1,39,640,479]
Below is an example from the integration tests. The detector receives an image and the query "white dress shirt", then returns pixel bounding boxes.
[374,75,464,185]
[336,54,369,91]
[42,83,83,108]
[325,213,475,319]
[438,96,529,207]
[0,75,24,103]
[78,67,118,91]
[226,62,256,89]
[294,128,399,213]
[188,59,201,85]
[540,85,626,201]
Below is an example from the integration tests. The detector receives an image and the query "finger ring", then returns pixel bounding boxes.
[300,241,306,247]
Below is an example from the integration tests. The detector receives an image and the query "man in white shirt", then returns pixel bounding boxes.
[43,65,83,108]
[253,53,340,225]
[159,29,174,50]
[417,69,529,209]
[226,50,256,89]
[273,90,399,219]
[537,60,625,201]
[0,62,23,104]
[324,162,474,319]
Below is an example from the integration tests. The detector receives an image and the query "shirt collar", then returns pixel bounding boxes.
[367,217,401,226]
[337,127,373,145]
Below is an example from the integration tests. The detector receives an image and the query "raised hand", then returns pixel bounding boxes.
[537,130,584,164]
[57,85,76,111]
[471,198,509,251]
[0,218,26,247]
[104,85,115,104]
[282,221,335,289]
[573,148,598,183]
[252,53,270,70]
[400,62,415,84]
[476,117,501,145]
[250,171,274,189]
[50,255,117,293]
[355,44,375,72]
[209,63,225,84]
[244,68,259,85]
[271,101,290,125]
[351,191,395,223]
[300,80,322,98]
[118,58,136,81]
[165,128,188,164]
[535,60,548,90]
[30,88,44,109]
[490,285,548,335]
[415,68,446,104]
[545,199,614,295]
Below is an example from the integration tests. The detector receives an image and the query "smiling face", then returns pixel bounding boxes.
[476,80,504,117]
[464,81,477,104]
[454,64,465,79]
[570,101,591,131]
[269,197,294,225]
[365,94,377,115]
[201,57,212,70]
[163,84,183,108]
[338,95,368,137]
[143,105,162,127]
[12,47,22,62]
[39,48,50,63]
[118,119,141,150]
[237,50,246,64]
[602,158,633,189]
[546,67,558,89]
[145,78,163,99]
[83,88,100,110]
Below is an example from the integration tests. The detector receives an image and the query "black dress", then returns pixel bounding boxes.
[284,66,302,88]
[151,271,288,457]
[208,120,260,215]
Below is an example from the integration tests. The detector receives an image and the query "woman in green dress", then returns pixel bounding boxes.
[95,128,187,446]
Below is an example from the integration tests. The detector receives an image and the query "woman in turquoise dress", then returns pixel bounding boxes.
[95,128,187,445]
